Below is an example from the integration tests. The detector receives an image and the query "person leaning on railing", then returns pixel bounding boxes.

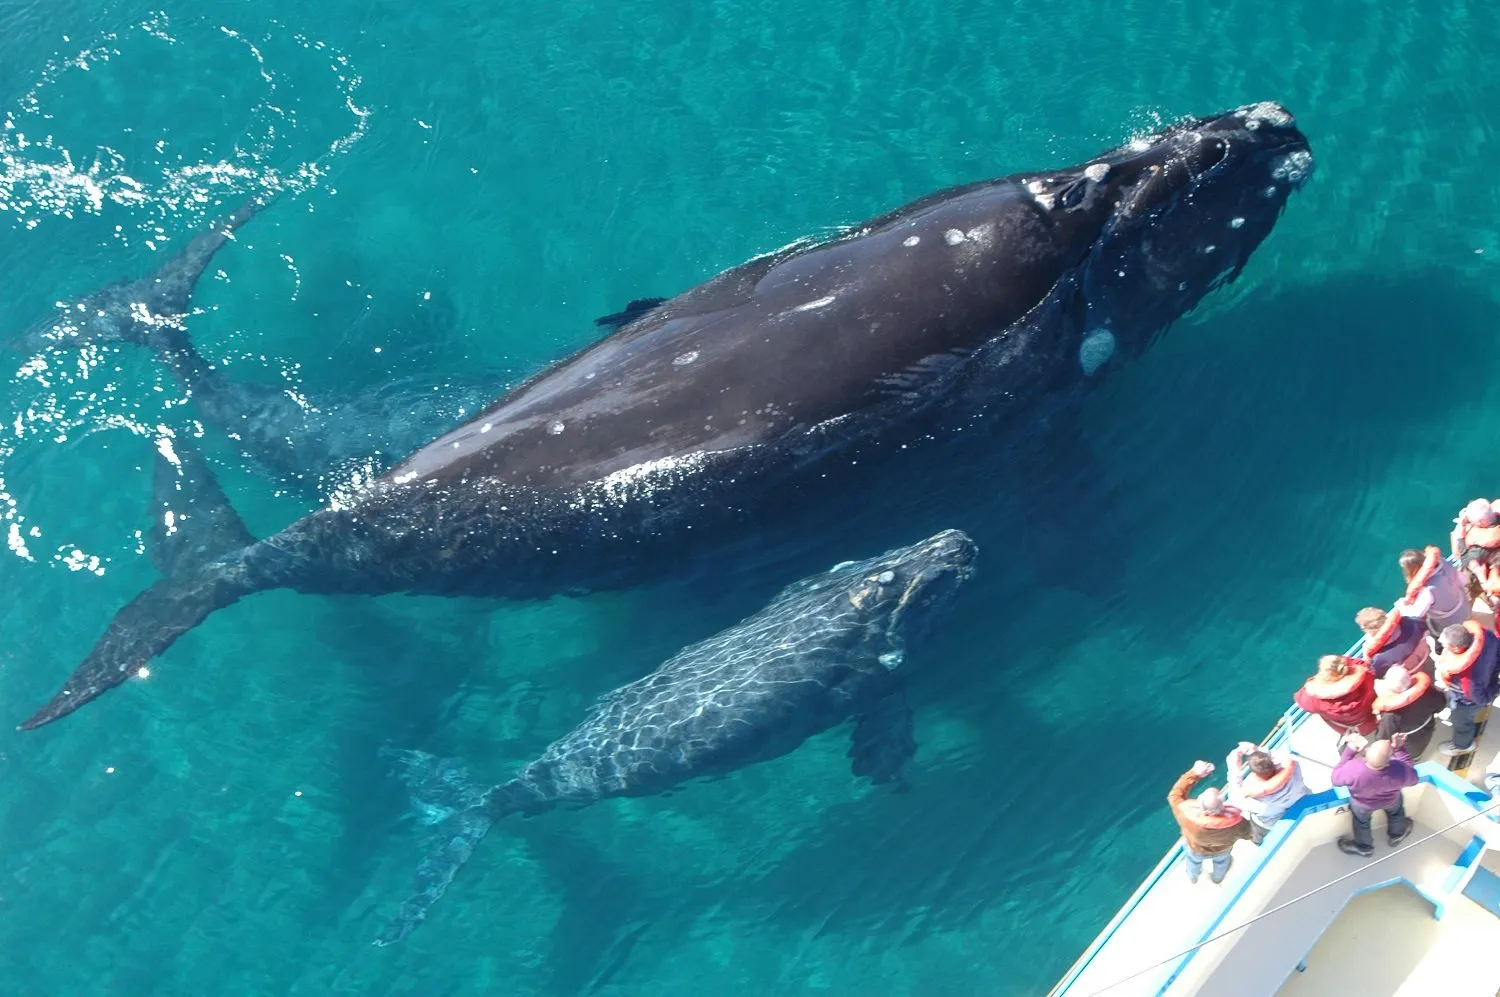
[1168,760,1253,885]
[1354,606,1430,679]
[1371,665,1445,759]
[1392,544,1471,645]
[1452,498,1500,613]
[1293,654,1377,737]
[1433,620,1500,758]
[1224,742,1308,844]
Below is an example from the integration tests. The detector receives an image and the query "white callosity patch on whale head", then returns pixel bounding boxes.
[944,228,966,246]
[1237,101,1294,130]
[1084,162,1110,183]
[1079,328,1116,376]
[1269,148,1314,185]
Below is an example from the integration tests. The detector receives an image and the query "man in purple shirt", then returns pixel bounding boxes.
[1332,732,1418,857]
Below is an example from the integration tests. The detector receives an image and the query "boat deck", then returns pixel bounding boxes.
[1052,598,1500,997]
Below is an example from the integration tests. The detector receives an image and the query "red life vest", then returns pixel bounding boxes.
[1241,759,1297,799]
[1402,546,1442,600]
[1372,671,1434,714]
[1438,620,1488,680]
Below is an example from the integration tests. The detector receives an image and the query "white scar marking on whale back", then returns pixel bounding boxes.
[791,295,836,313]
[944,228,966,245]
[903,235,920,247]
[1079,329,1116,376]
[1238,101,1293,129]
[964,222,995,247]
[673,350,700,366]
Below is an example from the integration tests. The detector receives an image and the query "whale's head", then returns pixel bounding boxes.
[1028,101,1313,372]
[784,529,978,668]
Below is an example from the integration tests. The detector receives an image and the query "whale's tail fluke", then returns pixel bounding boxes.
[13,194,272,356]
[374,747,545,946]
[18,430,263,731]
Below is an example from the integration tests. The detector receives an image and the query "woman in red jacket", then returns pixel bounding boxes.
[1293,654,1377,736]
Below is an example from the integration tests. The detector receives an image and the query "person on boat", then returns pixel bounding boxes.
[1168,760,1251,884]
[1224,742,1307,844]
[1331,732,1417,857]
[1434,620,1500,757]
[1354,606,1429,678]
[1292,654,1377,737]
[1452,499,1500,610]
[1393,545,1470,645]
[1372,664,1445,759]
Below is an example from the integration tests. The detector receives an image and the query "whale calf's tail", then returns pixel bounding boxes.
[375,747,546,945]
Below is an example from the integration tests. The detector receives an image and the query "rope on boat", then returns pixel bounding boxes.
[1080,796,1500,996]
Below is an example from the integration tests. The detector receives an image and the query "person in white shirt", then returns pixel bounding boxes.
[1226,741,1309,844]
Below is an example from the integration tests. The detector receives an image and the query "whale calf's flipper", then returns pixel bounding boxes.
[593,296,668,330]
[847,690,917,787]
[375,747,546,946]
[149,433,256,580]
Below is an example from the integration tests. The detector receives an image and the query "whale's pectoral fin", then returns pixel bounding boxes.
[149,431,256,580]
[848,690,917,789]
[593,296,669,330]
[375,746,518,945]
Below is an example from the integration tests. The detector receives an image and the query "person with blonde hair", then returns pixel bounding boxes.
[1293,654,1377,736]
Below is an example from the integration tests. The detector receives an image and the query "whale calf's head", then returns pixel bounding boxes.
[1025,100,1313,369]
[783,530,978,665]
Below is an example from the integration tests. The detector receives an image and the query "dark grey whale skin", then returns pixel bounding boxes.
[372,529,978,945]
[19,101,1313,731]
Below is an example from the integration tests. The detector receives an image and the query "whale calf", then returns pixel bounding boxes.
[373,528,977,944]
[20,101,1313,731]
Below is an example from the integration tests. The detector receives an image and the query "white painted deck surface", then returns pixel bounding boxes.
[1275,882,1500,997]
[1052,599,1500,997]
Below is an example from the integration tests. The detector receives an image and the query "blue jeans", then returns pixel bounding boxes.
[1185,849,1231,882]
[1450,701,1482,749]
[1351,797,1408,849]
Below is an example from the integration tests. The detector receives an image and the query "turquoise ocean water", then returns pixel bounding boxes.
[0,0,1497,993]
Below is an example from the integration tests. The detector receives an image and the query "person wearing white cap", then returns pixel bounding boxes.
[1372,664,1445,759]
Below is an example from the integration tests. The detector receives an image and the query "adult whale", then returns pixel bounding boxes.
[19,101,1313,731]
[372,529,977,944]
